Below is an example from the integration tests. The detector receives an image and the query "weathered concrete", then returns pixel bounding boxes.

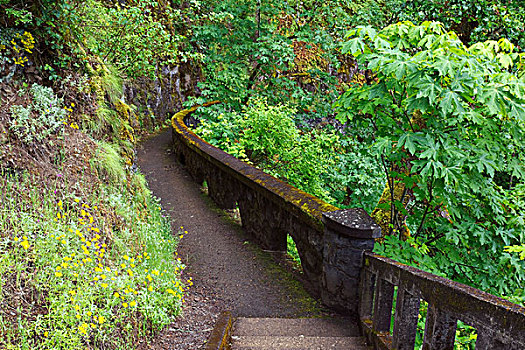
[232,335,368,349]
[359,252,525,350]
[232,318,368,350]
[233,317,361,337]
[321,209,380,315]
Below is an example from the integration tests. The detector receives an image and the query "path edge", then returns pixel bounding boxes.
[205,311,234,350]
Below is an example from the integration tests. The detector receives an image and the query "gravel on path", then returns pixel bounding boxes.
[137,130,327,349]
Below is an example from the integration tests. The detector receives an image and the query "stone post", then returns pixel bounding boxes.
[321,209,381,316]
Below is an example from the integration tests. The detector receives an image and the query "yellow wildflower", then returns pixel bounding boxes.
[20,240,30,250]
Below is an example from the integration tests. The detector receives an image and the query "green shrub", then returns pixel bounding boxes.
[194,98,385,209]
[9,84,67,144]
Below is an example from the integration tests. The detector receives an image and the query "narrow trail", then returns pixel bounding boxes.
[137,130,326,349]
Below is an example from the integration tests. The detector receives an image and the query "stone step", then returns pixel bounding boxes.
[231,335,368,349]
[231,318,368,350]
[234,317,361,337]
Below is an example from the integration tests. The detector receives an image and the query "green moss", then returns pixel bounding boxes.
[371,180,407,238]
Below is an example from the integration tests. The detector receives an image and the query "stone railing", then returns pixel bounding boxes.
[359,252,525,349]
[171,105,525,348]
[171,104,380,312]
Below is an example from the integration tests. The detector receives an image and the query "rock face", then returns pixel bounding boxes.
[124,62,201,127]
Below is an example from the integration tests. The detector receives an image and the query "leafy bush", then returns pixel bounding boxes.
[195,98,346,203]
[324,136,384,212]
[78,0,190,79]
[9,83,67,144]
[337,21,525,299]
[194,97,386,209]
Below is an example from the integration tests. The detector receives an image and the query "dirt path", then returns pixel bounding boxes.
[137,130,326,349]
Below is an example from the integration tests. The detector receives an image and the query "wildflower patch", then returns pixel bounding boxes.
[0,173,186,349]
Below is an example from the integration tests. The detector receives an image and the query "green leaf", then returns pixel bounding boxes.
[434,56,455,77]
[416,76,442,104]
[480,86,507,116]
[342,37,365,56]
[387,60,415,79]
[497,53,513,68]
[440,91,464,116]
[397,132,420,155]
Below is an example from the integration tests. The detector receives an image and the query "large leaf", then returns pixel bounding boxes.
[415,75,442,104]
[480,86,508,116]
[439,90,464,116]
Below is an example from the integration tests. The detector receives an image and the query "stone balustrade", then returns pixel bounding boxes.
[359,252,525,349]
[171,105,378,310]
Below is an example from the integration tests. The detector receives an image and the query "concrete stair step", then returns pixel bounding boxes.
[231,335,368,349]
[231,318,368,350]
[234,317,361,337]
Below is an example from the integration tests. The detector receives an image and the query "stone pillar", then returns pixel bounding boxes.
[321,209,381,316]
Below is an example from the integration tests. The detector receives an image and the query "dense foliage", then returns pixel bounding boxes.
[1,1,190,348]
[1,0,191,79]
[337,20,525,300]
[395,0,525,49]
[185,0,388,211]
